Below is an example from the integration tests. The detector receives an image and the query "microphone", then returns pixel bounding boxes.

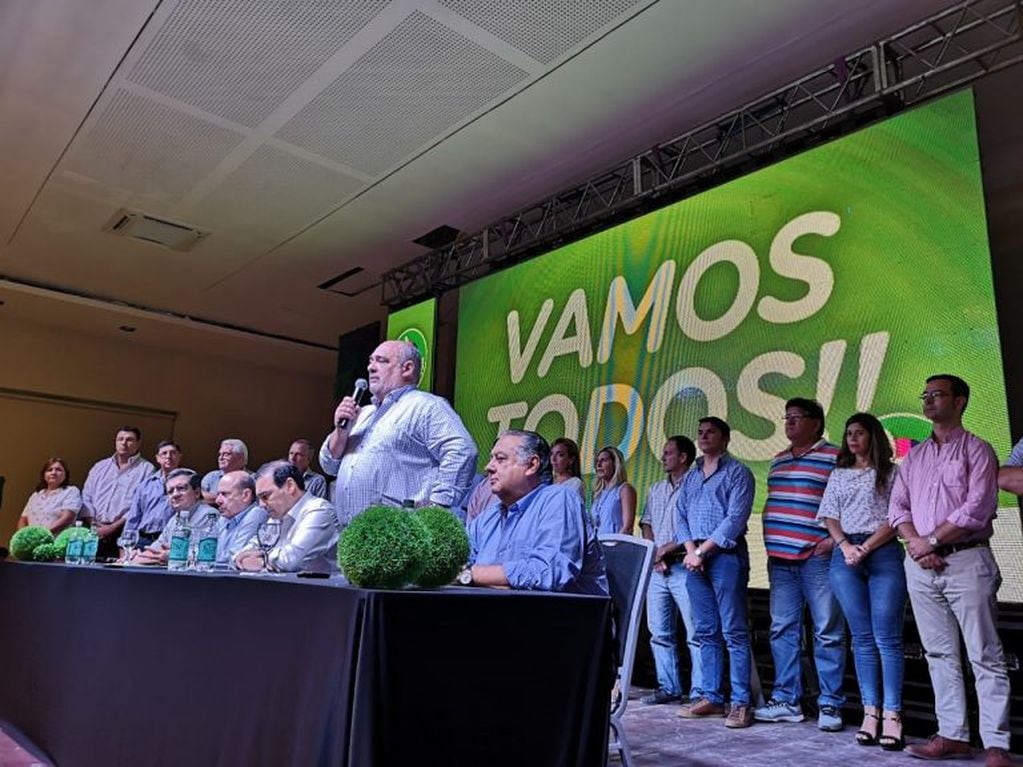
[337,378,369,430]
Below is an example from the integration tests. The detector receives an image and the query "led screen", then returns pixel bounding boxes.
[387,297,436,392]
[455,90,1018,593]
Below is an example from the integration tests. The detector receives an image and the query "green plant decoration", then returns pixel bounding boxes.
[412,506,469,588]
[337,505,429,588]
[10,526,55,561]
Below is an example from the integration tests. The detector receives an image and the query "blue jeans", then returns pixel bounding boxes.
[646,565,702,698]
[830,536,906,710]
[685,546,752,705]
[767,554,847,708]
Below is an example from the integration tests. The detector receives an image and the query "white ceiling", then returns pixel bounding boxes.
[0,0,952,350]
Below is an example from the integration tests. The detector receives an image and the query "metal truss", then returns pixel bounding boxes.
[382,0,1023,307]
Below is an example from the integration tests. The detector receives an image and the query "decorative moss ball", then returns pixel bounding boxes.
[53,526,89,558]
[32,543,62,562]
[338,505,430,588]
[10,526,55,561]
[412,506,469,588]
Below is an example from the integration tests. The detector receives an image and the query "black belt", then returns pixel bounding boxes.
[934,539,989,557]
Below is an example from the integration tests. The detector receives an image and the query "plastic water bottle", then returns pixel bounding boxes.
[167,511,192,571]
[82,525,100,565]
[66,521,84,565]
[194,512,219,571]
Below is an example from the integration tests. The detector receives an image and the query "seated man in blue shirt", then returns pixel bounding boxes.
[660,417,756,728]
[213,470,267,566]
[465,429,608,596]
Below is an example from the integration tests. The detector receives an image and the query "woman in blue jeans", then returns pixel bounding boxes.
[817,412,906,751]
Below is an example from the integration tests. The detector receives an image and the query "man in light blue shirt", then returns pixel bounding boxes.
[664,417,755,728]
[200,438,248,503]
[213,470,267,565]
[122,440,182,549]
[466,430,607,596]
[319,341,476,527]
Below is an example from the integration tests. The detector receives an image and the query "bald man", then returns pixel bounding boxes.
[319,340,476,528]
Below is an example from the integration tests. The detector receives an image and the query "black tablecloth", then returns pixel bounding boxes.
[0,562,613,767]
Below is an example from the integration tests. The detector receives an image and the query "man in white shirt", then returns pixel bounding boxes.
[80,426,154,559]
[235,461,339,574]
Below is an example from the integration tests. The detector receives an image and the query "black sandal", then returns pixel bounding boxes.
[855,710,880,746]
[879,712,905,752]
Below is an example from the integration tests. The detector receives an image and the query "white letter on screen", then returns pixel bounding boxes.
[676,240,760,342]
[731,351,806,461]
[537,289,593,378]
[580,384,645,469]
[757,211,840,323]
[597,260,676,363]
[507,299,554,384]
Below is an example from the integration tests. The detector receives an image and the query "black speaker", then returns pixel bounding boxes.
[335,322,381,401]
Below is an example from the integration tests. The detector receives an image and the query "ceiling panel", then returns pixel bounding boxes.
[127,0,389,127]
[276,10,529,175]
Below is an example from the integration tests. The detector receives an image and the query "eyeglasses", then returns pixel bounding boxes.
[919,391,951,401]
[780,415,812,424]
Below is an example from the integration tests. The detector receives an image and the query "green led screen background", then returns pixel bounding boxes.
[387,297,436,392]
[454,90,1020,594]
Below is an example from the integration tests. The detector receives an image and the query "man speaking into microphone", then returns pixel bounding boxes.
[320,340,477,528]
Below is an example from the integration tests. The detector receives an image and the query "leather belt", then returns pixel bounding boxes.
[934,538,989,557]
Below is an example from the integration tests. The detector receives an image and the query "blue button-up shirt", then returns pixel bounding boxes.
[469,482,608,596]
[217,503,267,565]
[675,453,755,550]
[122,469,173,535]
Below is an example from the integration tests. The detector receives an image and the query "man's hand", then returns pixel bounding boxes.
[682,552,703,572]
[133,545,169,565]
[95,522,119,539]
[915,552,947,571]
[653,560,669,574]
[333,397,361,430]
[813,537,835,557]
[905,535,934,561]
[235,550,266,572]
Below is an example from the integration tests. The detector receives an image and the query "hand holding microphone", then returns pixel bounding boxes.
[335,378,369,430]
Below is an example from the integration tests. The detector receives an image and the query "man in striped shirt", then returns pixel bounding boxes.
[753,398,846,732]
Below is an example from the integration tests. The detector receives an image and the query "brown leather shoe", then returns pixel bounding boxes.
[678,698,726,718]
[984,747,1013,767]
[725,704,753,729]
[906,734,972,760]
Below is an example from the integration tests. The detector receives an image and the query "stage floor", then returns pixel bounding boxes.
[4,692,1018,767]
[620,687,1017,767]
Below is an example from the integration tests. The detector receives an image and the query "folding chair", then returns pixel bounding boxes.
[599,534,655,767]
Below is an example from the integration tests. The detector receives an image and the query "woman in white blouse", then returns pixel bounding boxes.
[817,413,905,751]
[17,457,82,534]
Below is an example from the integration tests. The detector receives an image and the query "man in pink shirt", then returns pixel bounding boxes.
[888,374,1010,767]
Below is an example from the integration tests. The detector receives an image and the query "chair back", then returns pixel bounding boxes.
[599,534,654,712]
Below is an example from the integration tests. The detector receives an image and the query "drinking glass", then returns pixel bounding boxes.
[117,528,139,564]
[256,519,281,571]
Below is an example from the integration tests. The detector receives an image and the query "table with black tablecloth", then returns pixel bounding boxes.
[0,562,613,767]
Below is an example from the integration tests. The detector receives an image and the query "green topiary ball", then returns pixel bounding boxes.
[10,526,55,561]
[53,526,89,558]
[338,505,430,588]
[32,543,62,562]
[412,506,469,588]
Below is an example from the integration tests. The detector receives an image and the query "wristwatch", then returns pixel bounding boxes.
[693,546,704,559]
[457,567,473,586]
[927,533,940,549]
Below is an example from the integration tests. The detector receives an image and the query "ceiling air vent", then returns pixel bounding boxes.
[102,209,210,252]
